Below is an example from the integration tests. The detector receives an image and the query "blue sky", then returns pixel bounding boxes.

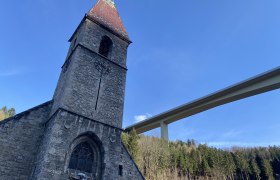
[0,0,279,148]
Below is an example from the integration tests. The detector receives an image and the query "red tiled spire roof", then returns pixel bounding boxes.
[88,0,129,40]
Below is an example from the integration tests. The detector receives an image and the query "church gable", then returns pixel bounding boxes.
[0,101,52,179]
[33,109,144,179]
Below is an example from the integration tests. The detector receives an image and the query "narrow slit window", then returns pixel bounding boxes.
[119,165,123,176]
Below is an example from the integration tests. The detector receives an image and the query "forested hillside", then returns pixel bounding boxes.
[0,106,15,121]
[122,130,280,180]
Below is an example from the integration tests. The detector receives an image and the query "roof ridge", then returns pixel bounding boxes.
[0,100,53,125]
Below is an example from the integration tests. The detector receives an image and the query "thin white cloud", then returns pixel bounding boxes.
[134,113,152,123]
[0,69,22,77]
[222,129,243,138]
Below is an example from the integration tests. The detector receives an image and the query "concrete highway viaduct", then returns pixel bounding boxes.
[125,67,280,140]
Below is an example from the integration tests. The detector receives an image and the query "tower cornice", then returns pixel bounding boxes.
[69,15,132,44]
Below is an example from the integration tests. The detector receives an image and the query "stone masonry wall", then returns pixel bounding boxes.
[52,45,127,128]
[33,109,144,180]
[121,143,145,179]
[52,18,129,129]
[81,19,129,68]
[0,101,52,180]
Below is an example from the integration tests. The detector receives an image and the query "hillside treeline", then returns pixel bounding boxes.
[122,130,280,180]
[0,106,15,121]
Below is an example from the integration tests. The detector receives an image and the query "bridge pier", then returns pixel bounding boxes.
[160,122,169,140]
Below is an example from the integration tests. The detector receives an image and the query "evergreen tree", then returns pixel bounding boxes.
[262,159,274,180]
[0,106,16,121]
[121,132,129,148]
[256,155,274,180]
[249,159,261,180]
[123,134,280,180]
[271,158,280,178]
[233,151,250,179]
[7,108,15,117]
[127,129,140,164]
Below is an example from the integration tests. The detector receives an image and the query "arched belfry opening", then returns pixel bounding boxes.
[98,36,113,58]
[67,134,104,180]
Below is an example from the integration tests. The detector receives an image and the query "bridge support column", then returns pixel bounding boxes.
[160,122,169,141]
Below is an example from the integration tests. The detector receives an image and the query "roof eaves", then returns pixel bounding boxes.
[0,100,53,125]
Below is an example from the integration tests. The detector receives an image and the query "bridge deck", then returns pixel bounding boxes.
[125,67,280,135]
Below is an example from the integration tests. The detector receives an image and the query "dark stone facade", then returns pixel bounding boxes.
[0,105,144,179]
[32,109,143,180]
[0,102,52,180]
[0,2,144,179]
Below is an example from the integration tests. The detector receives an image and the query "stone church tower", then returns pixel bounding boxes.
[0,0,144,179]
